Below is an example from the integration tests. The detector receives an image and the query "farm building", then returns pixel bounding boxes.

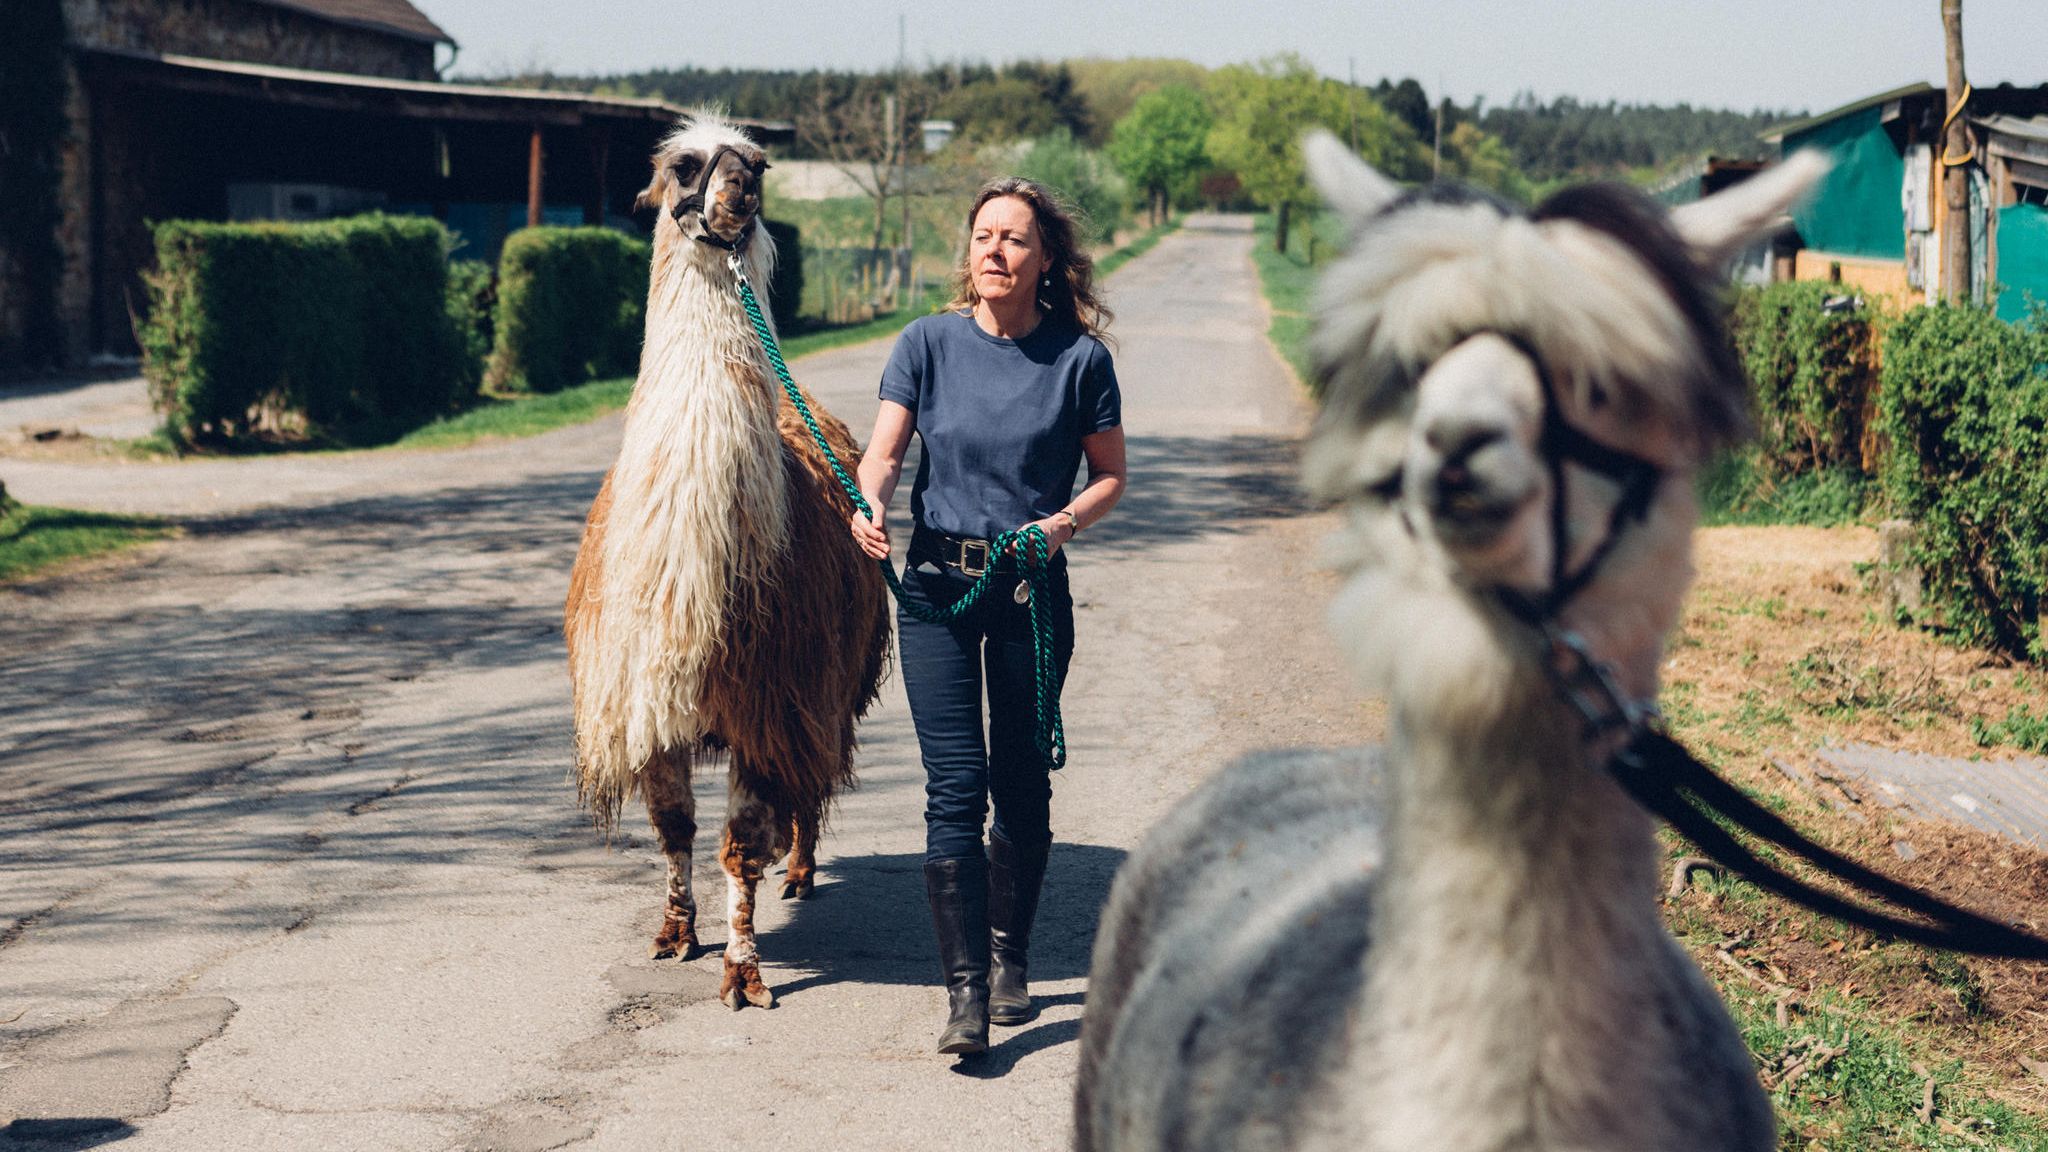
[1,0,790,371]
[1761,82,2048,317]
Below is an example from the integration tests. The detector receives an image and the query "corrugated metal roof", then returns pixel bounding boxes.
[1759,82,1934,144]
[250,0,453,46]
[1778,743,2048,849]
[1976,113,2048,145]
[81,46,796,140]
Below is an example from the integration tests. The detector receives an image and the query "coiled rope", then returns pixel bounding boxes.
[727,253,1066,769]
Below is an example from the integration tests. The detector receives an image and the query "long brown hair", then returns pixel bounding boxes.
[947,177,1114,342]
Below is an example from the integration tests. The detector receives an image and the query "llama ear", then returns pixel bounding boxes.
[1305,129,1401,224]
[1669,150,1829,271]
[633,167,668,214]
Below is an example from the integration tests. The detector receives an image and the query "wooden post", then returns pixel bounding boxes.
[526,125,544,229]
[1941,0,1971,303]
[586,125,610,226]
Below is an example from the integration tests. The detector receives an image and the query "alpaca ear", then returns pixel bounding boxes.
[1305,129,1401,224]
[1669,149,1829,271]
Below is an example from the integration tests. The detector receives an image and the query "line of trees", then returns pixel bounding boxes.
[472,58,1801,256]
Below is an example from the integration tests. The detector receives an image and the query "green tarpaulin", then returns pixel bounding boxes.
[1786,107,1906,261]
[1996,202,2048,323]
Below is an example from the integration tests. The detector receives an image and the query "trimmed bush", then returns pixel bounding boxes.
[485,227,649,394]
[140,214,471,444]
[761,217,804,331]
[445,258,493,407]
[1877,304,2048,658]
[1730,280,1879,478]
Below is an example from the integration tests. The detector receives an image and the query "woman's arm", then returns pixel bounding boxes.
[1021,425,1126,555]
[851,400,915,560]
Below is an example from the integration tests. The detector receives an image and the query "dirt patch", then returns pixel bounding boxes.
[1665,524,2048,1118]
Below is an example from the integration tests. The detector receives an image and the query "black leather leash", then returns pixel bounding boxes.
[1445,330,2048,960]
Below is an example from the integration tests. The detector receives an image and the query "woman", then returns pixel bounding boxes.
[851,177,1127,1055]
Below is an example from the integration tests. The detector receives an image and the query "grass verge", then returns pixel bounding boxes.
[0,499,174,582]
[1249,210,1345,389]
[1700,452,1874,528]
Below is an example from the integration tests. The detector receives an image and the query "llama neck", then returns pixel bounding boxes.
[1353,674,1676,1149]
[585,238,789,768]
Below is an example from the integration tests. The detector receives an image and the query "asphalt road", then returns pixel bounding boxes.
[0,215,1378,1151]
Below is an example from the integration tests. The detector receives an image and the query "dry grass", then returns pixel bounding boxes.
[1663,524,2048,1146]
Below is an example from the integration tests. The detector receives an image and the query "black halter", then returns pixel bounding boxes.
[1446,333,2048,960]
[671,144,758,252]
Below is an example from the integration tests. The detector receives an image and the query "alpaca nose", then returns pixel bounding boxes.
[1427,418,1505,491]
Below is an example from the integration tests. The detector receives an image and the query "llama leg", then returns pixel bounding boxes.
[641,748,699,961]
[718,770,783,1009]
[781,808,820,900]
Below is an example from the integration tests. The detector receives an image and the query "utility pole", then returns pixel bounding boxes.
[1348,57,1358,152]
[1941,0,1972,303]
[897,13,913,303]
[1432,93,1444,179]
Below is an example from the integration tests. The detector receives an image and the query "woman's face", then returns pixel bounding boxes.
[969,195,1048,308]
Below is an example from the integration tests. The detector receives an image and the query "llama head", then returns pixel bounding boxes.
[1301,132,1824,711]
[637,110,772,255]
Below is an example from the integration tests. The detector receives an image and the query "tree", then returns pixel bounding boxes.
[934,76,1062,144]
[1070,58,1210,145]
[1207,56,1417,251]
[1016,128,1126,243]
[795,73,936,250]
[1108,85,1212,227]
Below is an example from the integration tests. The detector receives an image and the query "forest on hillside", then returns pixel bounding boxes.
[471,60,1800,184]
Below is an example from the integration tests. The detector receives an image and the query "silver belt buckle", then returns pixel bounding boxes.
[958,539,989,578]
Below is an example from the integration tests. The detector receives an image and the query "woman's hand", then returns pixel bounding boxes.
[851,508,891,560]
[1015,514,1075,557]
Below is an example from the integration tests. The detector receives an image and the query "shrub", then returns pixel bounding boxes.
[761,217,804,330]
[445,258,493,407]
[1877,304,2048,658]
[1016,128,1128,244]
[1730,280,1879,478]
[140,214,470,444]
[485,227,649,393]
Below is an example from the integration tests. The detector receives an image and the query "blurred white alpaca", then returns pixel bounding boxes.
[1074,135,1826,1152]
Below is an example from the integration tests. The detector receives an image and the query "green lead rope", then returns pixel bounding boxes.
[727,255,1067,770]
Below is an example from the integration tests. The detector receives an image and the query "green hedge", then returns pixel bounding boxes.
[140,214,473,444]
[761,217,804,330]
[1877,305,2048,658]
[485,227,648,393]
[1730,280,1879,477]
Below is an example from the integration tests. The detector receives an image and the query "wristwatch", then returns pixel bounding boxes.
[1057,508,1080,534]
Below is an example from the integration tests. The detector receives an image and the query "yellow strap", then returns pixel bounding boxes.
[1940,81,1976,167]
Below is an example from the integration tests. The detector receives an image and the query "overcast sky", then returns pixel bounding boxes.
[429,0,2043,116]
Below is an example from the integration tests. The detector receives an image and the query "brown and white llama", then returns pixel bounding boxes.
[1073,136,1827,1150]
[565,112,890,1011]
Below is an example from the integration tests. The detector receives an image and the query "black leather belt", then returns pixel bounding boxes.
[910,528,1001,578]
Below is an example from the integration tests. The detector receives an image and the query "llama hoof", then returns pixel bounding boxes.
[650,922,699,961]
[779,877,813,900]
[721,986,746,1011]
[746,984,777,1009]
[721,960,775,1010]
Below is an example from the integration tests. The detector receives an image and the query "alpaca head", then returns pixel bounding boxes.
[637,111,772,255]
[1302,133,1824,716]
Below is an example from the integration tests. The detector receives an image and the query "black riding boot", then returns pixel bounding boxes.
[924,855,990,1054]
[987,831,1050,1026]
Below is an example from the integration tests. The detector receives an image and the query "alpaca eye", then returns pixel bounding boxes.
[674,156,703,183]
[1364,468,1404,502]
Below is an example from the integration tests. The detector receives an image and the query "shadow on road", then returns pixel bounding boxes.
[1090,433,1316,555]
[768,841,1127,993]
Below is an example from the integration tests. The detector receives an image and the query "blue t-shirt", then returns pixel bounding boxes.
[879,310,1121,541]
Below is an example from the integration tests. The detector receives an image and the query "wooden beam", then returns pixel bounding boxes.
[527,124,544,229]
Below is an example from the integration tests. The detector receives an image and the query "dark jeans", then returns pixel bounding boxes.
[897,554,1076,864]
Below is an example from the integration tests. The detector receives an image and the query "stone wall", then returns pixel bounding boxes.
[63,0,437,82]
